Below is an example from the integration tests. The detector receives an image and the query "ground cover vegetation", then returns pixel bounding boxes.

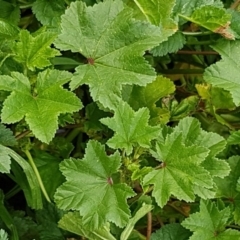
[1,0,240,239]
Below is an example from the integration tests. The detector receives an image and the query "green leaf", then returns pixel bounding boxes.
[179,6,234,39]
[0,0,20,24]
[59,212,116,240]
[33,151,64,200]
[228,130,240,145]
[55,0,164,107]
[120,204,153,240]
[0,123,16,146]
[204,40,240,106]
[128,76,175,114]
[143,129,210,207]
[215,156,240,224]
[228,9,240,39]
[123,0,177,34]
[55,140,135,230]
[151,31,186,56]
[150,223,191,240]
[0,18,19,40]
[0,229,8,240]
[36,203,65,240]
[32,0,66,30]
[13,30,60,71]
[0,145,11,173]
[173,0,224,24]
[0,69,82,143]
[182,200,240,240]
[100,101,160,155]
[143,117,229,207]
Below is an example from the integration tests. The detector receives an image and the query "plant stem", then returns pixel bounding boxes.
[146,212,152,240]
[24,150,51,203]
[160,69,204,74]
[230,0,240,9]
[177,50,218,55]
[181,31,212,36]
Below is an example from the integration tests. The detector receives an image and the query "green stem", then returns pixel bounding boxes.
[66,127,82,142]
[186,40,214,45]
[24,150,51,203]
[5,185,21,200]
[181,31,213,36]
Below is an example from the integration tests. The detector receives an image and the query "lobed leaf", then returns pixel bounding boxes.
[55,0,164,107]
[0,69,82,143]
[55,140,135,230]
[100,101,160,155]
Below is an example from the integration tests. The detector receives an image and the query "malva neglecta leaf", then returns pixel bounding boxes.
[55,0,164,107]
[204,39,240,106]
[13,29,60,71]
[0,123,16,146]
[143,129,210,208]
[54,140,135,230]
[215,156,240,225]
[0,69,82,143]
[59,212,116,240]
[143,117,229,207]
[179,6,234,39]
[182,200,240,240]
[32,0,66,30]
[150,223,191,240]
[100,101,160,155]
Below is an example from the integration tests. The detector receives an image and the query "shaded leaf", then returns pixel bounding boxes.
[0,123,16,146]
[151,223,191,240]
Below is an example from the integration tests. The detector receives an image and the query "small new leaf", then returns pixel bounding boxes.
[0,69,82,143]
[100,101,160,155]
[13,30,60,71]
[182,200,240,239]
[55,140,135,230]
[55,0,163,106]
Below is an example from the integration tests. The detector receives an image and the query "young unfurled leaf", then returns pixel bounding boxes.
[182,200,240,239]
[100,101,160,155]
[204,40,240,106]
[55,0,164,106]
[179,6,234,39]
[215,156,240,225]
[55,140,135,230]
[13,30,60,71]
[0,69,82,143]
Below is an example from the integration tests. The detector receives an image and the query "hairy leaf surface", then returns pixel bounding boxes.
[55,0,164,106]
[13,30,60,70]
[0,69,82,143]
[204,40,240,106]
[100,101,160,155]
[55,140,135,230]
[182,200,240,239]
